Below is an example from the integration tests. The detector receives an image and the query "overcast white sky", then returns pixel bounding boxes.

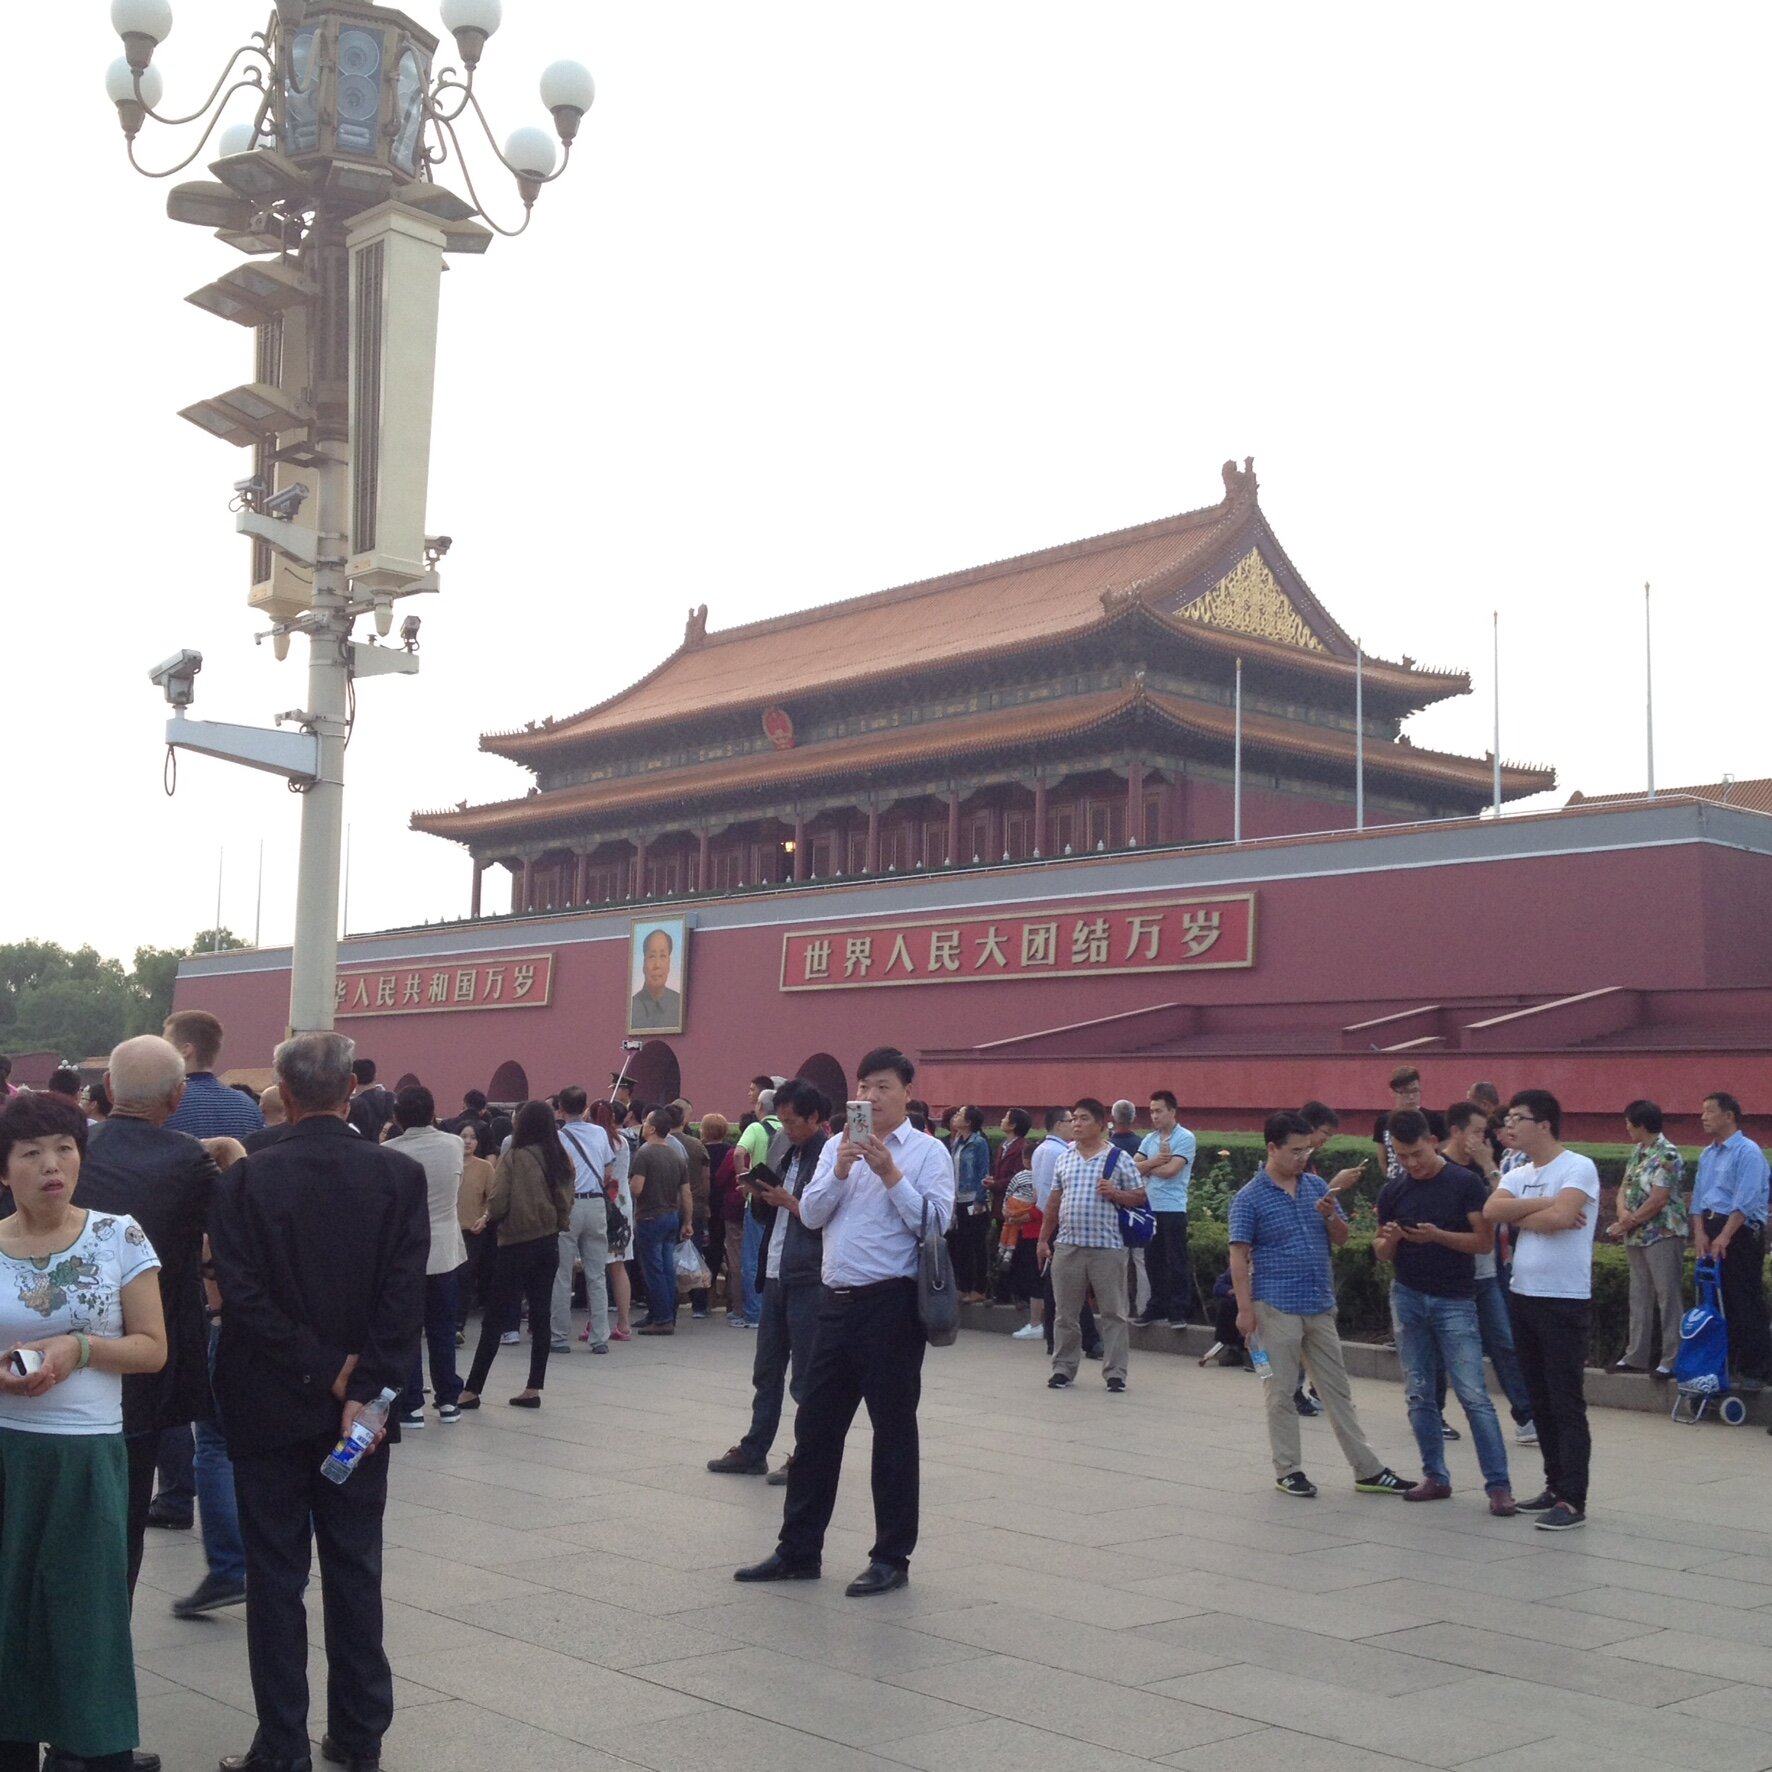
[7,2,1768,962]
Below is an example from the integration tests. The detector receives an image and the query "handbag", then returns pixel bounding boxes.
[917,1196,960,1347]
[1109,1147,1157,1247]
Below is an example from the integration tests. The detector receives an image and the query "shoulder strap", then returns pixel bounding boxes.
[560,1122,604,1183]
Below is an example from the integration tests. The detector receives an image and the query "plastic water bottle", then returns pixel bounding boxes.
[1250,1339,1273,1384]
[320,1387,398,1485]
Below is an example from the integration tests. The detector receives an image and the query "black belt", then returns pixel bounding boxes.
[825,1277,915,1299]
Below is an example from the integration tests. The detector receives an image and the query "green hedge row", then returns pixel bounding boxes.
[1185,1219,1674,1370]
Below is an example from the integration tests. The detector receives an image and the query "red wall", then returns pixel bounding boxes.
[176,833,1772,1133]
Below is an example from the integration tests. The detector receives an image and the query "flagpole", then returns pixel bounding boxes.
[1644,582,1655,800]
[342,824,352,939]
[1491,611,1502,818]
[1233,657,1243,844]
[1355,640,1365,831]
[214,848,224,949]
[254,838,264,949]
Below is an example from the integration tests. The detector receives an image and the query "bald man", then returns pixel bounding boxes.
[78,1037,223,1619]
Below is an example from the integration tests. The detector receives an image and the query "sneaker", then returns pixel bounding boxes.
[438,1403,462,1424]
[1083,1345,1103,1361]
[499,1330,521,1345]
[171,1572,247,1617]
[1047,1372,1072,1389]
[1010,1323,1044,1341]
[1535,1502,1586,1531]
[1516,1488,1559,1512]
[1167,1318,1189,1329]
[1515,1420,1538,1446]
[550,1339,571,1352]
[692,1309,709,1320]
[1275,1471,1318,1498]
[398,1411,425,1429]
[1404,1478,1452,1502]
[1106,1375,1126,1393]
[590,1342,609,1354]
[707,1446,768,1475]
[1294,1389,1324,1417]
[1198,1339,1226,1366]
[1353,1467,1411,1495]
[727,1314,747,1327]
[1439,1414,1462,1442]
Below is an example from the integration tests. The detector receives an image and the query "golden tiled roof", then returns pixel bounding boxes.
[482,463,1468,763]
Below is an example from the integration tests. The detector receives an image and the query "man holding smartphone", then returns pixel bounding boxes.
[734,1048,954,1597]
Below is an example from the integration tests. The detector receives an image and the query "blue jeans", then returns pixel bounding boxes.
[1474,1272,1534,1423]
[740,1211,765,1325]
[636,1212,681,1325]
[1391,1280,1511,1492]
[197,1326,245,1585]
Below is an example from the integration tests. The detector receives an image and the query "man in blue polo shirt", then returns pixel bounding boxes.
[1135,1090,1196,1327]
[1693,1091,1770,1392]
[1228,1109,1409,1499]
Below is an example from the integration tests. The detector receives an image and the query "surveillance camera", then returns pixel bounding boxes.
[234,474,267,499]
[399,613,422,648]
[424,534,453,563]
[149,648,203,708]
[262,482,309,520]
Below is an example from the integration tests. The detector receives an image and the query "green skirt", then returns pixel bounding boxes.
[0,1425,138,1755]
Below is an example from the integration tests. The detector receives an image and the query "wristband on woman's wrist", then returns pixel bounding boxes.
[74,1333,92,1370]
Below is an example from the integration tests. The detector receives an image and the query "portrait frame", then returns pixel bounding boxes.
[627,915,688,1036]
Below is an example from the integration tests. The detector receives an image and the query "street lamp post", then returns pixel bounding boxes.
[107,0,591,1033]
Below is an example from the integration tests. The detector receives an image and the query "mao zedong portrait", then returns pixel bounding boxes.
[629,922,685,1033]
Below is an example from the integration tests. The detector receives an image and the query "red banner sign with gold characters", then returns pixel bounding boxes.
[779,895,1254,991]
[334,952,555,1017]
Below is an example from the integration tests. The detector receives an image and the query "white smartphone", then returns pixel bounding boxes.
[845,1099,873,1143]
[7,1348,45,1378]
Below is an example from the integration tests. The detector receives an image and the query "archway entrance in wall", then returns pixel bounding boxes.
[488,1060,529,1105]
[631,1040,680,1108]
[794,1051,848,1113]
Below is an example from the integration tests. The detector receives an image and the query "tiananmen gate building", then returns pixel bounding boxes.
[175,462,1772,1139]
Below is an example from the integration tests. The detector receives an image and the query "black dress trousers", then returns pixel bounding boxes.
[232,1431,394,1762]
[777,1277,925,1571]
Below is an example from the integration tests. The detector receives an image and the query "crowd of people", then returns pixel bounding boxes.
[0,1027,1766,1772]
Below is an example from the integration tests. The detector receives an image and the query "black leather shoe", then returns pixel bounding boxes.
[734,1551,821,1582]
[845,1560,909,1597]
[320,1735,380,1771]
[218,1753,313,1772]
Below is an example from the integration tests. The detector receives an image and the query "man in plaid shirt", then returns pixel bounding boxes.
[1038,1098,1146,1393]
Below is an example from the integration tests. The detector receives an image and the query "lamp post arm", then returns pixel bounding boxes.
[135,44,274,130]
[127,76,272,178]
[436,114,533,237]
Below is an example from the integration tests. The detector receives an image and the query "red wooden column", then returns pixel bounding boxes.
[947,792,961,867]
[514,859,530,914]
[1126,758,1145,846]
[1033,775,1048,855]
[865,800,880,872]
[697,828,710,891]
[793,814,807,881]
[632,837,649,899]
[575,852,590,906]
[470,860,483,919]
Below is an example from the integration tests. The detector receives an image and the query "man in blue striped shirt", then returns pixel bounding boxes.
[1694,1091,1770,1390]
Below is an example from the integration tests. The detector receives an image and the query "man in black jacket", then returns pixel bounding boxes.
[77,1036,220,1597]
[706,1078,828,1481]
[210,1032,429,1772]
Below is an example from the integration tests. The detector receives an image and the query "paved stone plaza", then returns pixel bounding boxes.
[133,1324,1772,1772]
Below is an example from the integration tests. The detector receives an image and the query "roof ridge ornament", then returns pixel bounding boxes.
[684,603,708,647]
[1222,456,1258,502]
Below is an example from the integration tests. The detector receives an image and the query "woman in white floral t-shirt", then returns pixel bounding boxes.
[0,1093,167,1772]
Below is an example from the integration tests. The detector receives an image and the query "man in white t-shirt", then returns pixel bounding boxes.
[1483,1089,1600,1532]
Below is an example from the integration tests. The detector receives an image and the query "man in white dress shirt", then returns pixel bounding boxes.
[735,1047,955,1596]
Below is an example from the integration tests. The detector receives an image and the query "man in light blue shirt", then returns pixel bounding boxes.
[1135,1090,1196,1327]
[1693,1091,1771,1389]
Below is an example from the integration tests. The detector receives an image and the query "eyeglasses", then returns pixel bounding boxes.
[1502,1112,1539,1126]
